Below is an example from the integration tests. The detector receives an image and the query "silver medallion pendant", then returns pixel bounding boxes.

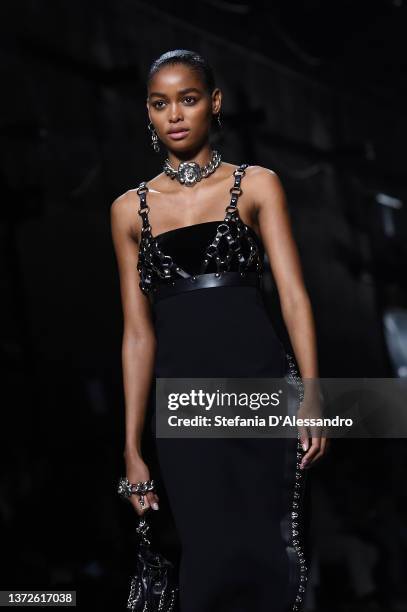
[178,161,202,186]
[163,149,222,186]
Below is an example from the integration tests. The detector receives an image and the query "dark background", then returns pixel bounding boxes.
[1,1,407,610]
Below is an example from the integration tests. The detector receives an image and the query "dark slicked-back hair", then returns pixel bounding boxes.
[147,49,216,95]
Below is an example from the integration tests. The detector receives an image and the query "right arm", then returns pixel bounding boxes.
[110,190,159,515]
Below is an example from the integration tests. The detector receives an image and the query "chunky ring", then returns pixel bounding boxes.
[117,477,155,501]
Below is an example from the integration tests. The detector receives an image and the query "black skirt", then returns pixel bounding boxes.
[149,284,307,612]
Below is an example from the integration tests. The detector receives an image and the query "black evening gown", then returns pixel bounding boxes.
[135,164,308,612]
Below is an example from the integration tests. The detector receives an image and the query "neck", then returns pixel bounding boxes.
[166,143,214,169]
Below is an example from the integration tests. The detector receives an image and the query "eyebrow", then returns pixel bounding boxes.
[149,87,202,98]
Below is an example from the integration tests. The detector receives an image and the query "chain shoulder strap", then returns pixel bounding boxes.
[200,163,260,276]
[135,180,191,288]
[224,163,249,219]
[136,181,152,240]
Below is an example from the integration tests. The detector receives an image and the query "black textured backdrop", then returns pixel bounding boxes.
[1,1,407,611]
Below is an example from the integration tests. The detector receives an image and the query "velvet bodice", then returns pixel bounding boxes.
[153,220,264,277]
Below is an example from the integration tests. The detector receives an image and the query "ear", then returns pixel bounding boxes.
[211,88,222,115]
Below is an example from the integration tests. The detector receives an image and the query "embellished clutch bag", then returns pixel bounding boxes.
[126,513,179,612]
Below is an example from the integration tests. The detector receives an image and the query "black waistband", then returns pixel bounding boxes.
[150,271,262,303]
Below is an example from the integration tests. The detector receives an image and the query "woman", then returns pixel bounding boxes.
[111,49,327,612]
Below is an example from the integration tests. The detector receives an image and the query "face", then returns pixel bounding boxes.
[146,63,221,151]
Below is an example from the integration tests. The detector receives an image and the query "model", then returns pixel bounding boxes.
[111,49,327,612]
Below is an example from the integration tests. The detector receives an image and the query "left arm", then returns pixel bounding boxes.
[252,167,318,379]
[249,167,327,466]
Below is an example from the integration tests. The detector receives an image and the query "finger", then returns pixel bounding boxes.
[307,436,326,466]
[312,437,326,462]
[139,493,150,511]
[314,435,330,461]
[300,427,315,458]
[300,439,320,469]
[132,494,150,515]
[146,491,160,511]
[297,426,309,452]
[146,491,160,503]
[308,446,324,467]
[307,432,325,463]
[131,497,142,516]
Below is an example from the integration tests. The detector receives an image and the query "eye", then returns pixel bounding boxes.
[152,96,197,110]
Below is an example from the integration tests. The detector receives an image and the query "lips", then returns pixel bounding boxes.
[168,130,189,140]
[168,127,188,133]
[167,129,189,140]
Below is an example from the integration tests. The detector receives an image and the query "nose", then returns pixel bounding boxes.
[169,102,183,122]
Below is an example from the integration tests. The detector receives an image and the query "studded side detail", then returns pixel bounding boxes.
[135,164,264,295]
[286,352,308,612]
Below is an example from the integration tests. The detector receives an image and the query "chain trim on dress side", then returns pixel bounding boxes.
[286,352,308,611]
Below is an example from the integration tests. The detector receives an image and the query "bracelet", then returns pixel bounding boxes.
[117,477,156,503]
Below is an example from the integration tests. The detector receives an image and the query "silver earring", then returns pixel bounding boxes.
[216,112,222,129]
[148,122,160,153]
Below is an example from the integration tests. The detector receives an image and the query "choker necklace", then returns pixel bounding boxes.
[163,150,222,187]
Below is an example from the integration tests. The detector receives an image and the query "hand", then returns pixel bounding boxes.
[296,381,330,470]
[124,451,160,516]
[299,433,330,470]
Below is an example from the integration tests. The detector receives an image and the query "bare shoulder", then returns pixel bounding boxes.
[244,165,286,208]
[245,165,283,190]
[110,188,141,240]
[111,188,139,214]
